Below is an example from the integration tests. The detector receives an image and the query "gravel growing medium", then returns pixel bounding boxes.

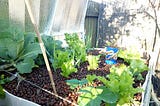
[2,51,147,106]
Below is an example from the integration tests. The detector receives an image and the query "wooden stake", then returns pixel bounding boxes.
[24,0,57,94]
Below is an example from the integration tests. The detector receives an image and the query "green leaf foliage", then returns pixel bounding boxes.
[107,65,142,105]
[86,74,97,83]
[61,59,77,77]
[65,33,87,65]
[129,59,148,75]
[16,58,35,74]
[19,43,41,59]
[42,35,63,58]
[0,29,24,60]
[118,49,141,63]
[97,86,118,104]
[78,86,103,106]
[117,49,148,79]
[85,65,142,105]
[66,79,88,89]
[78,86,118,106]
[87,55,99,70]
[0,85,5,99]
[0,75,10,85]
[0,27,42,74]
[52,50,71,69]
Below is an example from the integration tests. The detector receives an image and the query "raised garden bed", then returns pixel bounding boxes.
[0,30,149,106]
[150,70,160,105]
[1,50,148,106]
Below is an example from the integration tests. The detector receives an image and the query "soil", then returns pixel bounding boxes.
[1,50,147,106]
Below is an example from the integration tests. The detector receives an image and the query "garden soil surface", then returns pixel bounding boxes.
[2,50,147,106]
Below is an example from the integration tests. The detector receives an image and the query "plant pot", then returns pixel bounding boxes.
[0,90,40,106]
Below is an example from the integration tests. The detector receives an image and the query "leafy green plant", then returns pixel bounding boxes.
[78,86,118,106]
[87,55,99,70]
[0,74,10,99]
[61,59,77,77]
[118,49,141,63]
[78,65,142,106]
[118,48,148,79]
[50,33,87,77]
[65,33,87,65]
[129,59,148,80]
[0,27,42,74]
[52,50,71,69]
[107,65,142,105]
[52,49,77,77]
[66,78,118,106]
[66,79,88,89]
[0,75,10,85]
[35,35,63,65]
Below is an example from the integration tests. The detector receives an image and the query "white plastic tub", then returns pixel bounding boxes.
[0,90,40,106]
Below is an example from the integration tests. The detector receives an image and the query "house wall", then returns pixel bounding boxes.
[86,0,160,70]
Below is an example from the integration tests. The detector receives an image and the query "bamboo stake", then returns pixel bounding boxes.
[24,0,57,94]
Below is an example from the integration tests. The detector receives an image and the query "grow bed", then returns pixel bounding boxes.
[150,70,160,105]
[1,50,148,106]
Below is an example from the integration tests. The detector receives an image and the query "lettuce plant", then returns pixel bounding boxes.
[65,33,87,65]
[87,55,99,70]
[77,65,142,106]
[118,49,148,79]
[50,33,87,77]
[61,59,77,77]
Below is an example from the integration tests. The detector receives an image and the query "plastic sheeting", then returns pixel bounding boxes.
[44,0,89,36]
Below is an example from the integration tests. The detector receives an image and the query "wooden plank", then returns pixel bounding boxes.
[9,0,25,30]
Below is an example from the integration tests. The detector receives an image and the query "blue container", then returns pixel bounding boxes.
[105,59,117,65]
[106,46,119,53]
[105,46,118,64]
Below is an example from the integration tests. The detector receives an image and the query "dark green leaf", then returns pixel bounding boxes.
[86,74,97,83]
[16,58,35,74]
[78,86,103,106]
[97,86,118,103]
[66,79,88,89]
[24,33,36,47]
[20,43,41,59]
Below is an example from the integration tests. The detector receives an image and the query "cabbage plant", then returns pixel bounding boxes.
[0,27,42,74]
